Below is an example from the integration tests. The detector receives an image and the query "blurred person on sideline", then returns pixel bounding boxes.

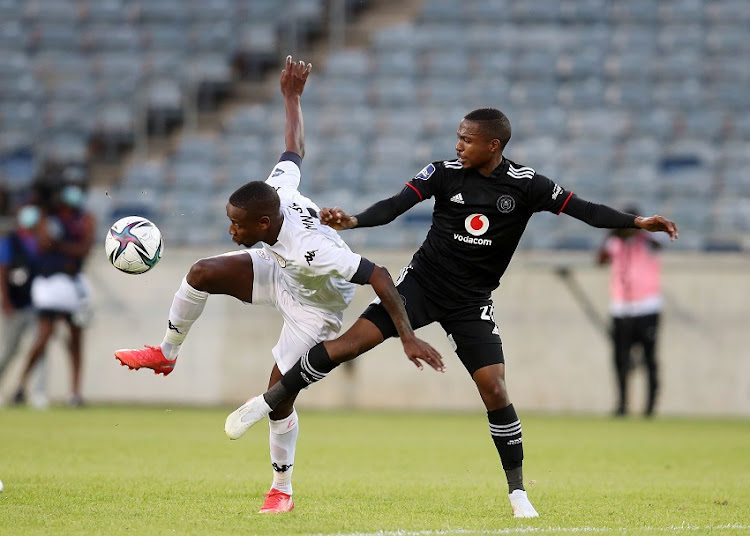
[231,108,679,518]
[13,184,95,407]
[598,205,665,417]
[0,204,49,408]
[113,56,443,514]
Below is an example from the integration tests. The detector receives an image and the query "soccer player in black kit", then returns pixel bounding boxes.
[227,108,679,518]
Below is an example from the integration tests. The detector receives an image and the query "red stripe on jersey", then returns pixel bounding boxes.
[405,182,423,201]
[557,192,573,214]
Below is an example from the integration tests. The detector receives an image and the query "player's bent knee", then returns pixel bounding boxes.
[478,379,510,409]
[186,258,218,289]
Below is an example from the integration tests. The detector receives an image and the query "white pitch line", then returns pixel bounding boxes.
[314,524,750,536]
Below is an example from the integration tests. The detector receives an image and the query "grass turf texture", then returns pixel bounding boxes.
[0,407,747,536]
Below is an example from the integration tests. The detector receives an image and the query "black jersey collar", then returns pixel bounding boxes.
[489,157,509,178]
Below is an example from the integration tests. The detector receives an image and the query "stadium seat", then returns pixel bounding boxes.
[610,0,659,23]
[80,0,130,24]
[559,0,609,23]
[0,20,31,50]
[187,0,235,23]
[706,0,750,24]
[188,21,235,53]
[233,24,278,80]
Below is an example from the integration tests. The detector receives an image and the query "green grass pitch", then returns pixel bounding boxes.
[0,407,748,535]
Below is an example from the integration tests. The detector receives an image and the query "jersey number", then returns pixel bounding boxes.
[480,304,496,323]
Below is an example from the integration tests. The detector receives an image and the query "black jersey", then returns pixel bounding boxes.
[404,158,572,302]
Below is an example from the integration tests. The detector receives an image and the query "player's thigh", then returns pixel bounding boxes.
[360,269,433,340]
[187,249,268,303]
[440,301,504,376]
[272,295,343,374]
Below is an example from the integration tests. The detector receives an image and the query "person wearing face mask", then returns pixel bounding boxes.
[0,204,49,408]
[12,184,95,407]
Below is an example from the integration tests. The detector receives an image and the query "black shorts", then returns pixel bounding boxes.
[37,309,73,321]
[360,266,504,375]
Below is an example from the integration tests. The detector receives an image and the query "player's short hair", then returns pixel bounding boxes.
[229,181,280,216]
[464,108,512,148]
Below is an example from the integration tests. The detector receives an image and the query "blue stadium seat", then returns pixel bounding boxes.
[604,81,653,110]
[324,49,371,78]
[560,0,609,23]
[509,0,562,23]
[80,0,129,24]
[121,159,167,190]
[372,23,415,52]
[610,24,658,53]
[610,0,659,23]
[512,50,558,80]
[0,21,31,50]
[557,48,605,79]
[188,21,235,53]
[510,80,558,107]
[658,0,705,23]
[706,0,750,24]
[25,0,80,23]
[187,0,235,23]
[704,25,750,55]
[557,79,604,108]
[83,23,140,52]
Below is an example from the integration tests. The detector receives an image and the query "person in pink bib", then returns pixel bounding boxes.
[598,205,666,417]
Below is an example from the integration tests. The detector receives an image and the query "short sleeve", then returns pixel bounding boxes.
[404,161,445,201]
[0,237,11,265]
[266,158,301,191]
[528,173,573,214]
[304,237,363,282]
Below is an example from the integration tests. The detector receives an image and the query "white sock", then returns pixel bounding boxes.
[268,409,298,495]
[160,277,208,359]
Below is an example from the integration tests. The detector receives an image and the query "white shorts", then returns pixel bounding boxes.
[31,272,92,318]
[244,249,344,374]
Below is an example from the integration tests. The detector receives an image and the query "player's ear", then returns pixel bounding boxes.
[489,138,501,153]
[258,215,272,229]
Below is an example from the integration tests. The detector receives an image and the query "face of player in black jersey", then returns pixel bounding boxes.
[455,120,502,176]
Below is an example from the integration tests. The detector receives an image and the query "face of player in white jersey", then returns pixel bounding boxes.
[226,202,278,247]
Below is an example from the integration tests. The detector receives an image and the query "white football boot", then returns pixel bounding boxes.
[224,396,272,439]
[509,489,539,518]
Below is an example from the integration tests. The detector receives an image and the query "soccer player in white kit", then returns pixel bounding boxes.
[114,56,444,513]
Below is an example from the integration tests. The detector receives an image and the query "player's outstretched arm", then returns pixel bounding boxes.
[368,265,445,372]
[280,55,312,159]
[561,196,679,241]
[320,186,421,230]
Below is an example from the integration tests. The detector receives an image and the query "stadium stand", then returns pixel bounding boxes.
[0,0,748,251]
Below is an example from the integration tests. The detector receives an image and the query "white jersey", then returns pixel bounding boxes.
[261,158,360,313]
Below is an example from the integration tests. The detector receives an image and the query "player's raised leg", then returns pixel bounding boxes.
[115,251,255,375]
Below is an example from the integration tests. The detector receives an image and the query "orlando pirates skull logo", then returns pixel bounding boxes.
[496,195,515,213]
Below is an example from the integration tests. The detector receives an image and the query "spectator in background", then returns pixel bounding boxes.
[0,204,49,408]
[597,205,665,418]
[13,185,95,407]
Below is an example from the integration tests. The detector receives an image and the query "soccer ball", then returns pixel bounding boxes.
[104,216,163,274]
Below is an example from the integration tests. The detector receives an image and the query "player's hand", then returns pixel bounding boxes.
[319,206,357,230]
[635,215,679,241]
[280,55,312,98]
[402,335,446,373]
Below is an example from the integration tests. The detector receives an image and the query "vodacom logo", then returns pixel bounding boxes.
[464,213,489,236]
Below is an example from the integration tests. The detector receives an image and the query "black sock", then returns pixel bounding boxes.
[263,343,338,409]
[488,404,525,492]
